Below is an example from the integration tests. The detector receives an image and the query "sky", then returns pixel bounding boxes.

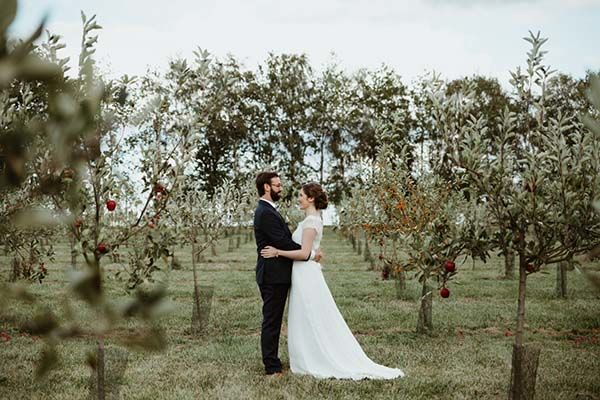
[9,0,600,86]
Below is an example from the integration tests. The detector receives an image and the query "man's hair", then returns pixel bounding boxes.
[256,172,279,196]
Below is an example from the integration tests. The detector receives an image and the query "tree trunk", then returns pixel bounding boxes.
[319,134,325,185]
[193,251,204,263]
[515,249,528,347]
[416,282,433,334]
[236,226,241,249]
[96,338,105,400]
[191,240,202,336]
[70,232,78,270]
[504,247,515,279]
[508,244,540,400]
[89,345,128,399]
[368,257,375,271]
[228,237,234,252]
[364,239,372,262]
[192,240,204,263]
[9,257,19,282]
[28,241,38,269]
[508,344,541,400]
[192,285,214,336]
[395,270,407,299]
[555,261,568,298]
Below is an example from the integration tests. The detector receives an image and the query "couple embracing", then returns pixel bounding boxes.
[253,172,405,380]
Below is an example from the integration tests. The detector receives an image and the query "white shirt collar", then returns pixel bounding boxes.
[260,198,277,209]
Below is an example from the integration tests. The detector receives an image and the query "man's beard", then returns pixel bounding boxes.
[271,191,281,202]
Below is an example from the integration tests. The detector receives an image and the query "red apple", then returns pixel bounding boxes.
[62,168,75,180]
[444,260,456,273]
[440,287,450,298]
[97,243,108,254]
[382,269,390,280]
[378,254,384,261]
[154,183,167,195]
[106,199,116,211]
[74,218,83,228]
[525,263,536,273]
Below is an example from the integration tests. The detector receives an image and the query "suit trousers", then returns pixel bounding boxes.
[258,283,290,374]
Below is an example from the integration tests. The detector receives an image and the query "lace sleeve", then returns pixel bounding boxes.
[302,216,323,232]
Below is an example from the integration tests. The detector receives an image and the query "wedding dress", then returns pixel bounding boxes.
[287,215,405,380]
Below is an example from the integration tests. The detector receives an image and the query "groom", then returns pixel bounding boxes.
[254,172,320,376]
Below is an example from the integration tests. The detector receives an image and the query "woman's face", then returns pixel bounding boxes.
[298,189,313,210]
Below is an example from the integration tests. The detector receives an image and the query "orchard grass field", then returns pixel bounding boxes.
[1,228,599,400]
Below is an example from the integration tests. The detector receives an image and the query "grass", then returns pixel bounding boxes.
[1,228,599,399]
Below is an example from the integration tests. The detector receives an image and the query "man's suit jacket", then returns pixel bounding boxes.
[254,200,301,285]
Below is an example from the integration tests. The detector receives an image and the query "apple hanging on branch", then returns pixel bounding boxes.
[105,199,116,211]
[443,260,456,273]
[439,287,450,298]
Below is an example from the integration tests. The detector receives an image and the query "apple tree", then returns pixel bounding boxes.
[431,32,600,399]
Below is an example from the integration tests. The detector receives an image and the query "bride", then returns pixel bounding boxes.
[260,182,405,380]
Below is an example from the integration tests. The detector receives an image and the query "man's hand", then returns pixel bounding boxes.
[314,249,323,263]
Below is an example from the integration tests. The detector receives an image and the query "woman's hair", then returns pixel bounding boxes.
[302,182,328,210]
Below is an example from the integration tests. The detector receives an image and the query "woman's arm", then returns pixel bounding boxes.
[261,228,317,261]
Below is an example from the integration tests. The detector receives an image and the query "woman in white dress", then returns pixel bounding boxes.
[260,182,405,380]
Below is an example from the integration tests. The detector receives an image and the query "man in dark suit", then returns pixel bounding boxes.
[254,172,319,376]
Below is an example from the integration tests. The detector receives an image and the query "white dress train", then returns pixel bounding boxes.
[287,215,405,380]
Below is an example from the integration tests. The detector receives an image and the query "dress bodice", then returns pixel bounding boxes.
[292,215,323,252]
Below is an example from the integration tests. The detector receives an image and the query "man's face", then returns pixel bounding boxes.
[269,177,282,202]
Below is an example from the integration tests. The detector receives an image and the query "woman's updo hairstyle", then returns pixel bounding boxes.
[302,182,328,210]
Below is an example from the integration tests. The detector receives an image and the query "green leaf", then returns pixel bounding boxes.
[85,350,97,370]
[12,207,61,228]
[35,346,59,379]
[0,0,17,34]
[20,310,59,335]
[68,269,102,305]
[0,283,36,303]
[120,326,166,351]
[582,268,600,292]
[17,56,62,82]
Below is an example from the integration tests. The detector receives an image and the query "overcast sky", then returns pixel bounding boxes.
[10,0,600,85]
